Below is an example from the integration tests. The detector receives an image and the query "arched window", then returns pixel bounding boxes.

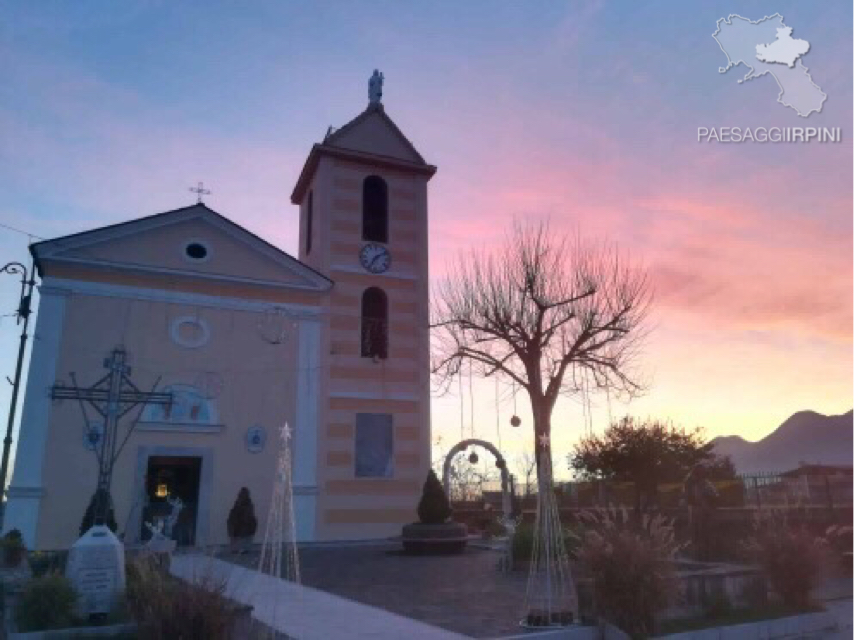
[141,385,217,424]
[305,190,314,255]
[362,176,388,243]
[361,287,388,359]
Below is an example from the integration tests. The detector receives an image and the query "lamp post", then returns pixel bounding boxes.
[0,260,37,527]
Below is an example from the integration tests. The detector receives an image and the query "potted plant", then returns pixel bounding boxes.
[401,470,468,554]
[1,528,25,567]
[227,487,258,553]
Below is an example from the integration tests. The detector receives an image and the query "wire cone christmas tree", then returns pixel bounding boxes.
[523,434,577,627]
[258,423,301,585]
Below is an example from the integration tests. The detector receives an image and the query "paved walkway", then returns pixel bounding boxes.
[225,542,536,637]
[170,553,471,640]
[821,599,853,639]
[816,575,853,639]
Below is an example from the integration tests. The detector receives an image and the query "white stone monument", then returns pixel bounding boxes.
[65,525,126,617]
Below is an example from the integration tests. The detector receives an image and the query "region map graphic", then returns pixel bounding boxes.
[713,14,826,117]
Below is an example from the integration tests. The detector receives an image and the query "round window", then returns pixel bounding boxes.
[185,242,208,260]
[170,316,210,348]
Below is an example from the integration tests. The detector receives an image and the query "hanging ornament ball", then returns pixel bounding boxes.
[510,415,522,427]
[468,451,479,464]
[495,458,506,470]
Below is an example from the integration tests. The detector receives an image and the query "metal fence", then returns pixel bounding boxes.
[740,472,852,509]
[451,471,853,511]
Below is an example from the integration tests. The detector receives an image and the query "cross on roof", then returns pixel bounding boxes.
[189,181,211,204]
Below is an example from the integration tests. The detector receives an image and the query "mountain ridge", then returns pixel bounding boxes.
[711,409,853,474]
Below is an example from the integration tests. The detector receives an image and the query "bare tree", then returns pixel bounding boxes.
[432,221,651,486]
[447,459,499,503]
[514,452,538,497]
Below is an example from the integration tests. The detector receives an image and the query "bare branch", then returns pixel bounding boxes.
[431,219,652,456]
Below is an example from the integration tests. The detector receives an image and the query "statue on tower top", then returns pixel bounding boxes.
[369,69,384,106]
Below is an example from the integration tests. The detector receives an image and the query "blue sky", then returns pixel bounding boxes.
[0,1,851,476]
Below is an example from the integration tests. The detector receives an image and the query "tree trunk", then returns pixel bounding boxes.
[531,399,553,490]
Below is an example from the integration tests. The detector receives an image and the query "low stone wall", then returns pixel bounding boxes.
[656,610,838,639]
[9,622,138,639]
[667,560,765,618]
[598,610,838,640]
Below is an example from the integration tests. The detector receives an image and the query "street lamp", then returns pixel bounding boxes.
[0,260,37,527]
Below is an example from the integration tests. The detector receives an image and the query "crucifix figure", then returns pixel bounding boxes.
[51,347,172,526]
[189,181,211,204]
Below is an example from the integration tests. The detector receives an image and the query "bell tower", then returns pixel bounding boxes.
[291,73,437,540]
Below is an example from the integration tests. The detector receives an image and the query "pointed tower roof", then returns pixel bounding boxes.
[324,104,426,163]
[291,104,437,204]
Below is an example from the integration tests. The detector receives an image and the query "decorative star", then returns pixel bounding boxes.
[280,423,292,442]
[538,432,550,448]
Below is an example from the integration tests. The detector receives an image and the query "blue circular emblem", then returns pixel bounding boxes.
[246,425,266,453]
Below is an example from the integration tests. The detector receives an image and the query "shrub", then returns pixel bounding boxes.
[126,556,242,639]
[512,523,535,561]
[574,507,682,639]
[417,470,452,524]
[80,488,118,536]
[14,573,77,632]
[824,524,853,570]
[3,528,22,543]
[742,511,830,610]
[1,528,25,567]
[27,550,67,577]
[511,523,578,563]
[227,487,258,539]
[483,517,507,539]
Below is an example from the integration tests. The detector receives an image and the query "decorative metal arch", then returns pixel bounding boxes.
[442,438,512,521]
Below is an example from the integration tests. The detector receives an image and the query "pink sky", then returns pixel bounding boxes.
[0,2,850,473]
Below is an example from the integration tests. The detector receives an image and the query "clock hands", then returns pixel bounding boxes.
[360,244,389,273]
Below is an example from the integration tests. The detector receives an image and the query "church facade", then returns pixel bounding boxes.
[3,95,436,549]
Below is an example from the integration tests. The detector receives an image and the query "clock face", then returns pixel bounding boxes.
[359,243,391,273]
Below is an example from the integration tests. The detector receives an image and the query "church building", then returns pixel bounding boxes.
[3,77,436,549]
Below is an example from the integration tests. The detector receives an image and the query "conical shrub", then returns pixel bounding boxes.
[79,488,117,536]
[417,470,452,524]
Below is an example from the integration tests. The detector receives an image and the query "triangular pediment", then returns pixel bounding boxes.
[32,204,331,292]
[324,106,425,164]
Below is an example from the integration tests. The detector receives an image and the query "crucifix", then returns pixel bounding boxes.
[189,181,211,204]
[51,347,172,525]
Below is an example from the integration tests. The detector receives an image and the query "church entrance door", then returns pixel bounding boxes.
[141,456,201,546]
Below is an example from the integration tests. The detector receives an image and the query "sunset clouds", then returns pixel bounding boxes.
[0,1,850,457]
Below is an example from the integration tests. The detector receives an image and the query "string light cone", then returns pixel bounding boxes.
[258,422,300,585]
[522,444,578,628]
